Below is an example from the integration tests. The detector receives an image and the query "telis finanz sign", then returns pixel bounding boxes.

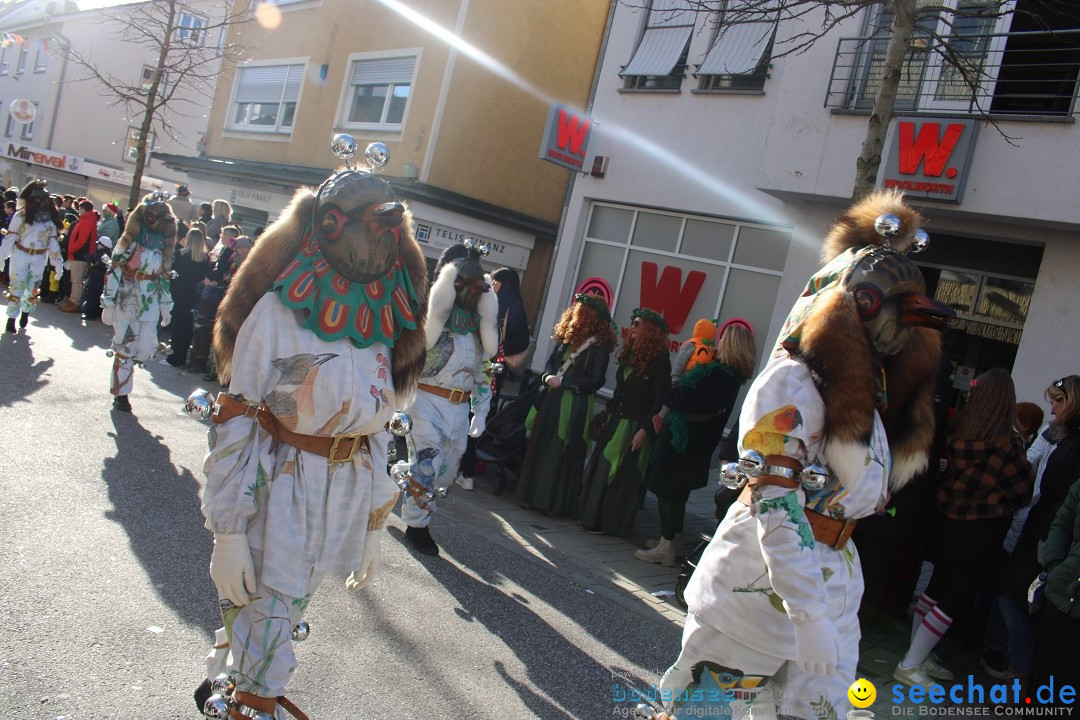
[882,117,979,203]
[539,102,593,172]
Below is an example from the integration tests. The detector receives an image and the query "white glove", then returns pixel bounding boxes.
[209,533,257,607]
[468,413,487,438]
[345,532,382,591]
[160,307,171,327]
[62,260,71,272]
[793,617,840,676]
[101,305,115,326]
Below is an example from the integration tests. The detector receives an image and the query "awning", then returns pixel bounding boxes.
[621,0,694,77]
[697,10,778,75]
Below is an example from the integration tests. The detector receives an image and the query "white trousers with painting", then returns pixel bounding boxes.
[5,250,48,318]
[110,314,158,397]
[400,389,470,528]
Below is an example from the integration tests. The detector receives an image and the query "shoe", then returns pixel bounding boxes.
[893,662,936,692]
[635,537,679,566]
[980,650,1009,681]
[158,357,182,367]
[586,527,605,535]
[923,652,954,681]
[193,678,212,712]
[4,318,14,334]
[405,525,440,556]
[19,312,28,328]
[455,474,474,491]
[112,395,132,412]
[58,300,78,312]
[647,532,684,557]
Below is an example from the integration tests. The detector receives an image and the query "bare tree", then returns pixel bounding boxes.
[625,0,1075,200]
[56,0,251,209]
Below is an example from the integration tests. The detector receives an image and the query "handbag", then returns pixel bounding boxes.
[588,410,609,441]
[498,315,530,374]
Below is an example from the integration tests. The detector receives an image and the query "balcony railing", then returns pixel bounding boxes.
[825,28,1080,117]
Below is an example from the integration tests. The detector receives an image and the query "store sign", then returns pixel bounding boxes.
[538,102,593,172]
[3,143,82,172]
[414,220,529,270]
[881,117,978,203]
[81,160,166,190]
[230,187,278,211]
[639,261,705,336]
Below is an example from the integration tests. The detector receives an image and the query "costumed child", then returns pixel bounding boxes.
[192,138,428,719]
[401,240,498,556]
[101,191,177,412]
[650,190,953,720]
[1,181,63,333]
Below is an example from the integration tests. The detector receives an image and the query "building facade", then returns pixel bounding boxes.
[539,0,1080,406]
[156,0,613,323]
[0,0,222,209]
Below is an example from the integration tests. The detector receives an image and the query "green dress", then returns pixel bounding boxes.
[579,351,671,537]
[516,341,611,516]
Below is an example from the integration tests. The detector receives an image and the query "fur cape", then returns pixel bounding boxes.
[212,186,429,403]
[110,193,178,274]
[788,190,942,491]
[425,261,499,358]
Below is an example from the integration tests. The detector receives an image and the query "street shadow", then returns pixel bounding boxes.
[0,332,53,407]
[386,525,665,718]
[102,412,219,634]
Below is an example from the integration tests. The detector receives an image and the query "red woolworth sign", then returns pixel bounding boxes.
[881,117,978,203]
[639,261,705,337]
[539,102,593,172]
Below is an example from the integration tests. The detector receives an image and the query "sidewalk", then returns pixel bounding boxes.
[440,468,999,716]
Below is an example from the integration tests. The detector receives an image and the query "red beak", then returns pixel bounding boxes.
[901,293,954,329]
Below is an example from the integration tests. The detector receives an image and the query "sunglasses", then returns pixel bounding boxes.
[631,319,642,327]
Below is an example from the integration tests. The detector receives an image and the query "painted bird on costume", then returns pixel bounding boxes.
[265,352,338,430]
[742,405,803,457]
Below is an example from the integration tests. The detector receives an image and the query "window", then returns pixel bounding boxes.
[140,65,169,96]
[0,46,8,75]
[341,55,415,130]
[177,11,208,46]
[620,0,695,90]
[696,0,778,92]
[15,46,27,74]
[229,63,303,133]
[20,104,37,140]
[34,44,46,72]
[4,112,13,138]
[124,126,156,164]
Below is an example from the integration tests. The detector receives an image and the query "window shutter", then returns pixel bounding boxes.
[350,57,415,86]
[698,17,777,75]
[621,0,694,77]
[235,66,289,102]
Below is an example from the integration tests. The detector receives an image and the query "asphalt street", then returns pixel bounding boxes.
[0,303,679,720]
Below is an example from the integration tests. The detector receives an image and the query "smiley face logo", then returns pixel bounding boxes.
[848,678,877,708]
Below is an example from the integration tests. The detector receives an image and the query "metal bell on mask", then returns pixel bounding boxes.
[291,620,311,641]
[910,228,929,253]
[365,142,389,169]
[185,389,217,420]
[874,213,901,240]
[330,133,357,166]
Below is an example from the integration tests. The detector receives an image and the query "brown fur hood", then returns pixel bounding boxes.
[110,194,178,273]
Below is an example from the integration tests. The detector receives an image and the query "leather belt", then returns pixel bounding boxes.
[417,383,470,404]
[14,240,46,255]
[738,485,857,550]
[231,691,307,720]
[211,393,369,464]
[121,265,162,282]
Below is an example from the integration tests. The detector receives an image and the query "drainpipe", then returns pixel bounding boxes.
[45,26,70,150]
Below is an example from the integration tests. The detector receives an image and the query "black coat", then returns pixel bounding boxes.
[544,341,610,395]
[171,249,212,308]
[606,351,671,433]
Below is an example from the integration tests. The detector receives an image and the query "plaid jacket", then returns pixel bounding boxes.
[937,434,1034,520]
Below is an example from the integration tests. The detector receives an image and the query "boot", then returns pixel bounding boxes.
[635,537,678,566]
[646,532,684,557]
[405,525,440,556]
[112,394,132,412]
[193,677,212,712]
[19,311,28,328]
[4,318,14,334]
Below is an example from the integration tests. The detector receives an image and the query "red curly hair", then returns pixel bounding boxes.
[618,318,668,376]
[553,299,616,350]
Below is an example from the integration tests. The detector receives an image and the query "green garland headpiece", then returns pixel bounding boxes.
[575,292,615,328]
[631,306,668,333]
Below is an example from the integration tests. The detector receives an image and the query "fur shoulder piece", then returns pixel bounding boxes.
[821,189,924,263]
[478,274,499,357]
[426,262,458,349]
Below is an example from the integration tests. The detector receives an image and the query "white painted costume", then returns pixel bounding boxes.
[2,210,61,321]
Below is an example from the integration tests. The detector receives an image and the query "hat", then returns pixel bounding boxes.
[97,235,113,250]
[176,185,190,196]
[232,235,254,248]
[104,202,119,215]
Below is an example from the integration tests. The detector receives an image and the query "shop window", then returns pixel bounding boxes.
[229,62,303,134]
[696,0,778,92]
[341,54,416,131]
[620,0,694,90]
[732,225,790,272]
[681,219,735,262]
[631,211,681,252]
[586,205,634,244]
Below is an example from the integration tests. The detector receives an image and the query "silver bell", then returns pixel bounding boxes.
[291,620,310,641]
[874,213,901,239]
[737,449,766,478]
[252,714,275,720]
[435,486,450,498]
[477,242,491,257]
[202,694,231,719]
[330,133,357,163]
[491,361,506,376]
[390,461,411,486]
[105,349,114,357]
[209,672,236,696]
[910,228,929,253]
[800,464,830,491]
[365,142,389,169]
[185,389,217,420]
[719,461,744,490]
[388,412,412,437]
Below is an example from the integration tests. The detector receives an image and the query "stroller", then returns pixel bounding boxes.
[474,370,543,495]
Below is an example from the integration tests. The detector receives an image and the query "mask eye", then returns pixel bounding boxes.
[319,207,347,241]
[852,283,882,319]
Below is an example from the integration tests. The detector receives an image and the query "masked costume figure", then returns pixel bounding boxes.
[101,192,177,411]
[193,139,428,719]
[1,181,62,333]
[655,190,952,720]
[401,241,498,556]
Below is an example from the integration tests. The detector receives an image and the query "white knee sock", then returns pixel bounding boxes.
[911,593,937,641]
[902,605,952,668]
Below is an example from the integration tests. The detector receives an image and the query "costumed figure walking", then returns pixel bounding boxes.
[516,292,616,516]
[189,137,428,719]
[401,240,498,556]
[650,190,953,720]
[1,181,63,333]
[101,192,177,412]
[579,307,671,538]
